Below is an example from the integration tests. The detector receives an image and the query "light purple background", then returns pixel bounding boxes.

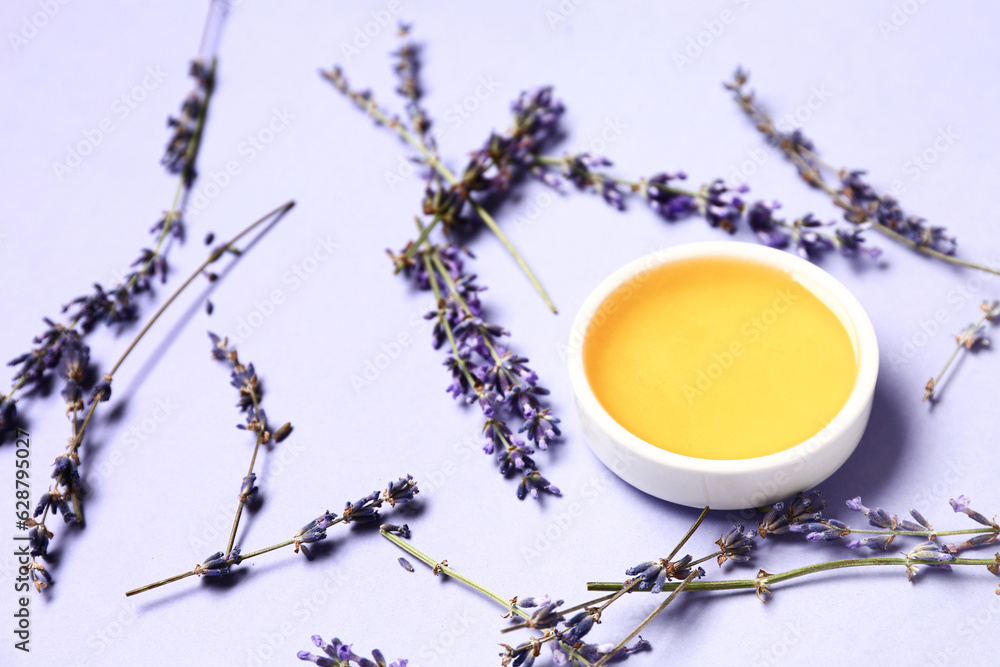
[2,1,1000,665]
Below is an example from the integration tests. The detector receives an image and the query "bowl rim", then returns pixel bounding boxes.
[567,240,879,476]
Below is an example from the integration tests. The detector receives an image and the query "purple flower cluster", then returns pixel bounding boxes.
[292,476,418,559]
[195,547,241,577]
[840,170,954,255]
[298,635,408,667]
[625,555,705,593]
[430,86,564,231]
[761,492,998,576]
[727,69,952,257]
[398,242,560,499]
[501,599,650,666]
[716,523,757,565]
[162,59,213,185]
[757,490,827,538]
[208,332,277,441]
[4,62,214,441]
[537,153,881,260]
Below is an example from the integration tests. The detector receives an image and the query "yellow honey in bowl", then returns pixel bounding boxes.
[582,256,858,460]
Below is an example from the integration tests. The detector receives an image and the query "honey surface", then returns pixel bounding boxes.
[583,256,858,459]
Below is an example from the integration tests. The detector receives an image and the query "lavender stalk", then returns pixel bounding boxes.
[725,68,1000,276]
[924,300,1000,401]
[126,475,418,597]
[2,57,218,444]
[25,200,295,592]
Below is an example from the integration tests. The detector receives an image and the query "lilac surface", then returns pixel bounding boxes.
[2,1,1000,665]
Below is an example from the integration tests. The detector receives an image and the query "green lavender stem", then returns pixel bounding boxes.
[6,60,218,408]
[324,75,557,313]
[380,530,597,666]
[381,530,523,616]
[67,200,296,458]
[124,537,299,597]
[594,571,697,667]
[587,556,999,594]
[731,86,1000,276]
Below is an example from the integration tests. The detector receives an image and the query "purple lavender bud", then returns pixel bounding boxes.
[90,380,112,403]
[384,475,419,507]
[518,594,551,609]
[746,201,790,248]
[239,473,258,502]
[846,535,894,551]
[846,496,868,514]
[0,394,16,434]
[197,547,239,576]
[526,600,564,629]
[898,520,925,532]
[516,469,559,500]
[381,523,410,538]
[28,526,49,557]
[758,501,788,536]
[949,496,996,527]
[562,611,596,644]
[717,524,756,563]
[908,541,954,562]
[34,491,52,517]
[398,557,414,573]
[950,496,971,513]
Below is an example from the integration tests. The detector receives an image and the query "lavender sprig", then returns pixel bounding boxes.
[125,475,418,597]
[23,201,294,593]
[531,155,881,261]
[924,300,1000,402]
[398,239,560,499]
[726,68,1000,277]
[298,635,408,667]
[589,493,1000,599]
[2,59,217,444]
[208,333,293,555]
[380,528,648,667]
[323,59,558,313]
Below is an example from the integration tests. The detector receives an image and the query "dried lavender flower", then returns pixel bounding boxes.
[298,635,408,667]
[716,524,757,565]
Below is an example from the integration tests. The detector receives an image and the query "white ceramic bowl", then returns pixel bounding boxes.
[568,241,878,510]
